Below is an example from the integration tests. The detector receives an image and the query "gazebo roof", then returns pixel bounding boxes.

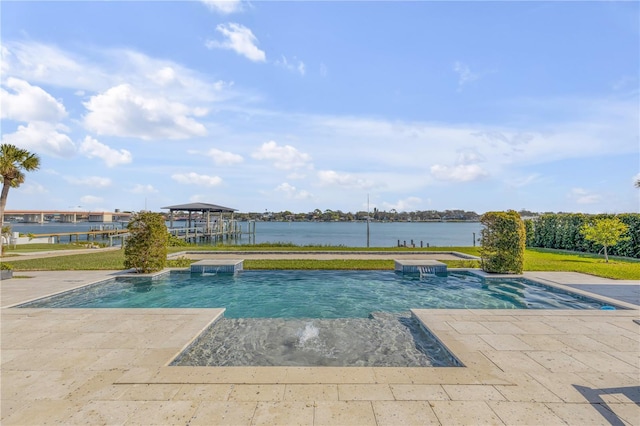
[162,203,237,213]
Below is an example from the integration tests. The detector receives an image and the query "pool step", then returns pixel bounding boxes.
[394,260,447,275]
[190,259,244,274]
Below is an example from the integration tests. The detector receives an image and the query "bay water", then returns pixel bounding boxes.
[8,220,482,247]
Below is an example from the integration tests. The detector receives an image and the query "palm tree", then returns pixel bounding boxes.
[0,144,41,226]
[635,178,640,188]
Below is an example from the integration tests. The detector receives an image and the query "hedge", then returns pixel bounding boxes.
[124,212,168,273]
[480,210,526,274]
[524,213,640,259]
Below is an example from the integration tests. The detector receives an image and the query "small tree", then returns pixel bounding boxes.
[580,217,629,263]
[480,210,526,274]
[1,144,41,251]
[124,212,168,273]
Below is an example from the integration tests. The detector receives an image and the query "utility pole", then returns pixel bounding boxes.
[367,194,370,248]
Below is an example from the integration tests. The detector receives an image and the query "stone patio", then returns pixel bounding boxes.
[1,269,638,425]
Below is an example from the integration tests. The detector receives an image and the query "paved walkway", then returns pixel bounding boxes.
[1,246,122,261]
[526,271,640,306]
[1,264,638,425]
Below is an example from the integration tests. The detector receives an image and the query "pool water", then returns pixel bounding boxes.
[20,270,607,317]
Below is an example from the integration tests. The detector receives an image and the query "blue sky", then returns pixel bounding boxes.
[1,0,638,215]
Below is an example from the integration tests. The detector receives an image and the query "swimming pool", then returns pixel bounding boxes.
[19,270,616,367]
[19,270,609,317]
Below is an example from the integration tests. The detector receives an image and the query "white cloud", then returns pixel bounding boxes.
[252,140,312,170]
[453,61,479,91]
[455,149,486,165]
[286,171,307,180]
[2,41,104,90]
[206,23,266,62]
[275,56,306,75]
[381,197,422,212]
[129,184,158,194]
[473,131,535,147]
[80,195,104,205]
[275,182,313,200]
[3,41,233,105]
[17,182,48,195]
[1,122,75,158]
[307,95,634,174]
[202,148,244,165]
[83,84,208,140]
[1,77,67,122]
[320,63,328,77]
[201,0,243,14]
[172,172,222,186]
[505,174,541,189]
[430,164,489,182]
[65,176,112,188]
[430,146,489,182]
[316,170,376,190]
[79,136,132,167]
[148,66,179,86]
[189,194,218,203]
[569,188,602,204]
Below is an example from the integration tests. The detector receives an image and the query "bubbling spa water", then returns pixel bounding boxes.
[171,312,460,367]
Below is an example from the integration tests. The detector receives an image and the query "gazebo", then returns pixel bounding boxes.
[162,202,237,230]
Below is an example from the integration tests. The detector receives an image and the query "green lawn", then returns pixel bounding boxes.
[524,248,640,280]
[2,245,639,280]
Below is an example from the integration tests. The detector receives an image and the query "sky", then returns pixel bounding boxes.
[1,0,639,215]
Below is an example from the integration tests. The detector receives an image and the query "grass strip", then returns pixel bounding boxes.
[5,250,125,270]
[243,259,394,270]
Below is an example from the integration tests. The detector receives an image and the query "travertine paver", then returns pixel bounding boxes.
[188,401,257,425]
[313,401,377,425]
[442,384,507,401]
[173,384,234,401]
[487,401,567,425]
[372,400,441,425]
[284,385,339,401]
[338,384,395,401]
[545,401,633,425]
[389,384,450,401]
[229,385,286,402]
[251,401,315,425]
[1,269,639,425]
[429,400,505,425]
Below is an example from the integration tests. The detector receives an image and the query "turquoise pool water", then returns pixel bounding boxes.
[19,270,607,317]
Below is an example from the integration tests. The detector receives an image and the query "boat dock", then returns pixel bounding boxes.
[30,229,130,245]
[167,220,256,244]
[163,202,255,245]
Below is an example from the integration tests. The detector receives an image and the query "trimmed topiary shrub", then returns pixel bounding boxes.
[124,212,168,273]
[480,210,526,274]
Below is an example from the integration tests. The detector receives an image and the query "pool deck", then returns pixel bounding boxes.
[1,267,639,425]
